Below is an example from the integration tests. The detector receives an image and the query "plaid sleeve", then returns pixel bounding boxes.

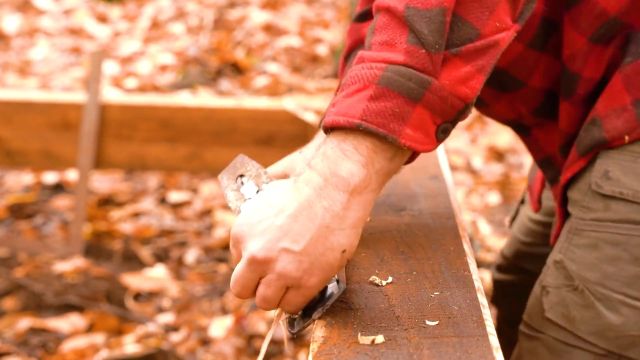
[323,0,536,152]
[339,0,375,77]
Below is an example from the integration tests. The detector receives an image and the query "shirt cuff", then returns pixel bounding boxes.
[321,62,473,154]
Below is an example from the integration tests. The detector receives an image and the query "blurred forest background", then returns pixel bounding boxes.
[0,0,531,359]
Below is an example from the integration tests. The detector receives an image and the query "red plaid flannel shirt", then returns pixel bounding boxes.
[322,0,640,243]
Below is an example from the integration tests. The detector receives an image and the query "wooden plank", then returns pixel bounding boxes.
[309,149,499,360]
[0,89,319,172]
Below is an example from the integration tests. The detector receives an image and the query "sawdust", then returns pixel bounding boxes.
[357,333,386,345]
[369,275,393,287]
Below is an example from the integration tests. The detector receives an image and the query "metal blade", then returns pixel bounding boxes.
[286,268,347,336]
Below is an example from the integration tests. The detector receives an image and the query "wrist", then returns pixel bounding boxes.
[306,130,411,196]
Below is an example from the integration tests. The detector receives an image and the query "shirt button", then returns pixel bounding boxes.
[436,122,454,142]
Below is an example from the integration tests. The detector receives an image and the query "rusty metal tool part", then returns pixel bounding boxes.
[218,154,271,213]
[309,151,500,360]
[218,154,346,336]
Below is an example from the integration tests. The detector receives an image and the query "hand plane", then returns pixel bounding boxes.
[218,154,346,336]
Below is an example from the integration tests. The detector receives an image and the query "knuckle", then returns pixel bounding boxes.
[255,296,276,311]
[245,250,270,266]
[274,263,303,283]
[280,301,302,315]
[284,272,303,286]
[280,290,310,314]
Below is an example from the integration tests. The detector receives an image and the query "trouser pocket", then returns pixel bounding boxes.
[568,141,640,223]
[539,142,640,359]
[540,219,640,359]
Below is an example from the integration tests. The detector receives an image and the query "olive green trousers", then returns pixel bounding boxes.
[492,142,640,360]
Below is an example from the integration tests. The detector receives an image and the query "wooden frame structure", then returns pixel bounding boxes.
[0,89,319,172]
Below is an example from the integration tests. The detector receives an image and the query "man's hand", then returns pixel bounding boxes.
[229,130,411,314]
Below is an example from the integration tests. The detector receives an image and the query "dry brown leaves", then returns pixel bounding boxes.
[0,169,307,359]
[0,0,349,95]
[445,111,533,297]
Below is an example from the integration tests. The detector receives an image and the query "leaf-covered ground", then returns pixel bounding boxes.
[0,170,309,359]
[0,0,347,95]
[445,112,532,299]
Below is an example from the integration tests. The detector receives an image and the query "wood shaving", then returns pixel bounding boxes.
[257,309,284,360]
[368,275,393,287]
[425,320,440,326]
[358,333,386,345]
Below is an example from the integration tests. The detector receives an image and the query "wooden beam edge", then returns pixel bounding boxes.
[308,150,501,360]
[0,89,329,171]
[0,88,331,125]
[436,146,503,360]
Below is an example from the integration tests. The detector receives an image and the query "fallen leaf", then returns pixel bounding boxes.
[30,0,57,12]
[48,193,75,212]
[358,333,386,345]
[368,275,393,287]
[242,310,270,337]
[39,171,61,187]
[0,293,22,313]
[51,256,91,275]
[0,12,24,37]
[154,311,177,327]
[85,310,121,334]
[4,192,39,219]
[207,314,235,340]
[197,179,223,200]
[165,189,194,206]
[181,246,204,266]
[119,263,181,296]
[28,312,90,335]
[57,332,108,353]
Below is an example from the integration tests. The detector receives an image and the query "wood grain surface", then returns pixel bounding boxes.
[0,90,318,172]
[309,150,498,360]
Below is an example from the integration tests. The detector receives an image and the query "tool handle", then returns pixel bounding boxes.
[218,154,271,214]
